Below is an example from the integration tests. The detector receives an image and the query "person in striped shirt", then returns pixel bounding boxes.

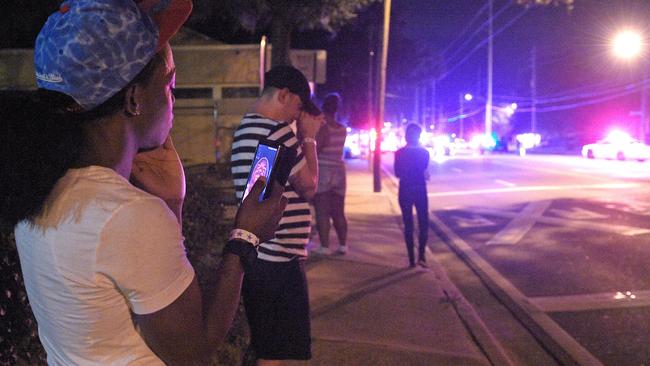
[313,93,349,255]
[230,66,324,364]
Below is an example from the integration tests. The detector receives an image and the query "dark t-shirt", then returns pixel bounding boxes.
[394,145,430,188]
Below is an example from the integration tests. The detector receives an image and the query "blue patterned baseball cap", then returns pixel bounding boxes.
[34,0,192,111]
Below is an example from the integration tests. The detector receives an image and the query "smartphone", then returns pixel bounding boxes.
[242,139,296,202]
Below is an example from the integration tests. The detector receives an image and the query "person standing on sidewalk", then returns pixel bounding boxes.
[0,0,288,364]
[394,123,430,268]
[230,66,324,364]
[313,93,349,255]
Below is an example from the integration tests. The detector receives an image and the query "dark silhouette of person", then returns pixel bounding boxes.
[394,124,430,268]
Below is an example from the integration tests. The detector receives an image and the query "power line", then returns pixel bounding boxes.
[494,80,623,102]
[497,79,649,107]
[437,7,529,82]
[442,2,512,67]
[440,3,489,57]
[516,80,650,113]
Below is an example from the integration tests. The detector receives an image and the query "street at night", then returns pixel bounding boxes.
[4,0,650,365]
[382,152,650,365]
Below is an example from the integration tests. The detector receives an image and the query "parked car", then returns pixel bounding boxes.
[581,131,650,161]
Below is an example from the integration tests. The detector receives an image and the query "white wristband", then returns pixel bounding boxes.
[229,229,260,247]
[301,137,317,146]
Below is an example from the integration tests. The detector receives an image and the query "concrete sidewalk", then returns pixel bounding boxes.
[305,159,513,366]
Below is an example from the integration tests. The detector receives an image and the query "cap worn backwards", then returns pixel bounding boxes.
[34,0,192,111]
[264,66,321,116]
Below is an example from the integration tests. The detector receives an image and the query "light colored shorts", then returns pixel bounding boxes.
[317,166,346,196]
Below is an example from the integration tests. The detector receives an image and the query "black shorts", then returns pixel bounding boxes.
[242,258,311,360]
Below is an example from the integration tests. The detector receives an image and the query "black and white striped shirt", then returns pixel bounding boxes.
[231,114,311,262]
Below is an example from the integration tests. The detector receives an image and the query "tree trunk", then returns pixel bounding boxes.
[270,8,293,67]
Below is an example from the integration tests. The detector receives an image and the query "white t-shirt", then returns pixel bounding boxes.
[14,166,195,365]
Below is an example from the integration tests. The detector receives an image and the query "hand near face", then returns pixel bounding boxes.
[130,135,186,204]
[235,178,288,243]
[297,111,325,140]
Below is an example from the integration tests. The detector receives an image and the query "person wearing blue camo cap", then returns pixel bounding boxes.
[0,0,287,364]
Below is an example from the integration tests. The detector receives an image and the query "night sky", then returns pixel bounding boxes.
[306,0,650,144]
[3,1,650,143]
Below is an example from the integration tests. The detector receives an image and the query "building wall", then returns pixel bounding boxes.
[0,45,326,167]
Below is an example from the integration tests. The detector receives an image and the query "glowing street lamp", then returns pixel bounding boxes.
[612,30,643,60]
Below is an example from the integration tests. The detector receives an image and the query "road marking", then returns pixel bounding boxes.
[490,158,610,182]
[451,214,496,228]
[427,182,639,198]
[451,168,463,173]
[429,213,604,365]
[549,207,609,220]
[530,290,650,312]
[494,179,516,187]
[473,208,650,236]
[486,201,551,245]
[604,202,650,216]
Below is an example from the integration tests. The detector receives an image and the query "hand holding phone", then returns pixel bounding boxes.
[242,139,296,203]
[236,177,288,243]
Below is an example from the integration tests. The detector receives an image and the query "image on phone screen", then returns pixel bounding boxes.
[242,143,280,201]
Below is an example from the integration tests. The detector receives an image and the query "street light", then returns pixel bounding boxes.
[612,30,643,60]
[459,93,473,139]
[611,29,647,142]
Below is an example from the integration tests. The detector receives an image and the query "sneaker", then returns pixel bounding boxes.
[316,246,331,255]
[417,259,428,268]
[336,245,348,255]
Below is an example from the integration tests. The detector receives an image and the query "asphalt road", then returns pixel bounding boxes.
[381,152,650,366]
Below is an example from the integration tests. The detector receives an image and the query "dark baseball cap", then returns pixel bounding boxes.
[264,66,321,116]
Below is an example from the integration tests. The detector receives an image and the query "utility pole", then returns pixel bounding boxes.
[430,78,436,129]
[459,93,465,139]
[485,0,493,136]
[414,86,420,124]
[641,67,648,142]
[367,33,375,170]
[373,0,391,192]
[530,46,537,133]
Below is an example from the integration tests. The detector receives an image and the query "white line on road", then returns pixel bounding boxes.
[494,179,516,187]
[451,168,463,173]
[549,207,609,220]
[530,290,650,312]
[490,157,611,181]
[451,214,496,228]
[429,213,604,365]
[473,208,650,236]
[427,182,639,198]
[486,201,551,245]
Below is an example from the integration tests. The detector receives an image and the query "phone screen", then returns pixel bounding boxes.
[242,142,280,201]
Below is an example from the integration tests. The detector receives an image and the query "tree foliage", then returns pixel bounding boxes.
[197,0,378,66]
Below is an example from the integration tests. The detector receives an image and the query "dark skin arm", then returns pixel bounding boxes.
[131,138,287,365]
[134,178,286,365]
